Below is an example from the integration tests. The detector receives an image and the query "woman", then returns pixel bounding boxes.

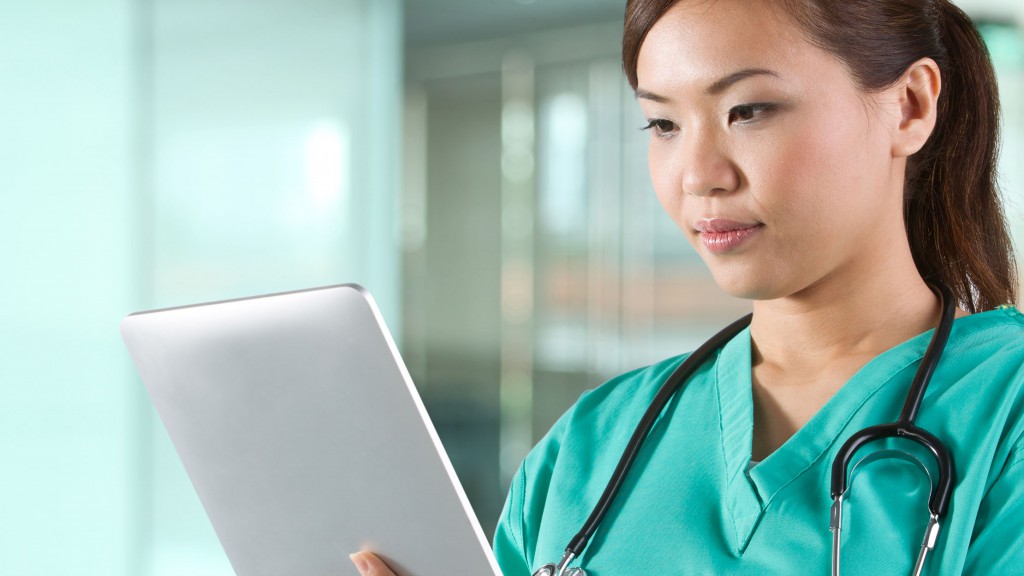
[353,0,1023,573]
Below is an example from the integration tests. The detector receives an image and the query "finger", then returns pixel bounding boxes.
[349,551,397,576]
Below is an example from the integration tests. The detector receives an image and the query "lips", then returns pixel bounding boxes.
[694,218,760,233]
[694,218,763,254]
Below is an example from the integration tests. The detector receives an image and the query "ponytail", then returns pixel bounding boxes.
[905,0,1017,312]
[622,0,1019,311]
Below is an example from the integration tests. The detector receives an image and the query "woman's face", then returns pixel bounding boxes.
[636,0,908,301]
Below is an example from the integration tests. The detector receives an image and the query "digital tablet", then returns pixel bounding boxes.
[121,284,503,576]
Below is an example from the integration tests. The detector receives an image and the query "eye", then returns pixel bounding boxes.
[728,103,777,125]
[641,118,678,138]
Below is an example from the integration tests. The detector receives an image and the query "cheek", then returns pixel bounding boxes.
[745,108,880,226]
[648,144,687,225]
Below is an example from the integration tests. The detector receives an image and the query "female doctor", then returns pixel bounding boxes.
[352,0,1024,573]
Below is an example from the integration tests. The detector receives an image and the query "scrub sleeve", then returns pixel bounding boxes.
[963,445,1024,572]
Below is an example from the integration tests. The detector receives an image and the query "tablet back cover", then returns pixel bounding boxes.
[121,284,502,576]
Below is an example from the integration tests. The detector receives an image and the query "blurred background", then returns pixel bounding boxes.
[2,0,1021,574]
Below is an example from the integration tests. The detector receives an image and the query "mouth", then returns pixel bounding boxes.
[693,218,763,254]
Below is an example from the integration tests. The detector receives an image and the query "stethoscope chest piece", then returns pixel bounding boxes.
[533,564,586,576]
[535,281,956,576]
[533,551,587,576]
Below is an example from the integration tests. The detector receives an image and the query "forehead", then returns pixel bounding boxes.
[636,0,830,93]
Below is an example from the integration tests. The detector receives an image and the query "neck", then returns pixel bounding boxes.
[749,250,942,372]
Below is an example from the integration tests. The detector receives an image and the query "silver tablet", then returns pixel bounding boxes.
[121,284,503,576]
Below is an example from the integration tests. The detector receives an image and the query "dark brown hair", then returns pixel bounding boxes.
[623,0,1018,312]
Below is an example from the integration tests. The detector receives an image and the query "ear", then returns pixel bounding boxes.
[891,58,941,158]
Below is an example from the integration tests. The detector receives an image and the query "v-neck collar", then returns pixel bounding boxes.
[714,325,935,552]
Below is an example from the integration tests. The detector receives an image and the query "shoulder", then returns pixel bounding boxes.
[941,306,1024,396]
[494,353,696,570]
[947,305,1024,408]
[571,355,690,417]
[944,305,1024,410]
[960,309,1024,571]
[515,349,721,503]
[528,353,692,462]
[935,308,1024,572]
[943,306,1024,493]
[950,305,1024,351]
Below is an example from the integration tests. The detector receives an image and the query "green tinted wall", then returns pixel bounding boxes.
[1,1,401,574]
[1,1,136,573]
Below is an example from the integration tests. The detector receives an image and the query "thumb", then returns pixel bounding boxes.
[349,551,396,576]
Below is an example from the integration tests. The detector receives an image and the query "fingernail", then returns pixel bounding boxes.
[349,553,370,575]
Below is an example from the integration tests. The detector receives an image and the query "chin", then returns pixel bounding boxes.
[707,268,785,301]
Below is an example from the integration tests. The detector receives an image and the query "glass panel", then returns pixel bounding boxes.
[400,70,506,536]
[144,1,402,573]
[0,2,135,574]
[0,1,401,574]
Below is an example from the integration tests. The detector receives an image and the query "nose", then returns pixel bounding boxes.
[680,130,740,197]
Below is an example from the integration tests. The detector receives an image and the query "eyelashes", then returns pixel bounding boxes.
[641,102,780,138]
[728,103,778,124]
[641,118,677,135]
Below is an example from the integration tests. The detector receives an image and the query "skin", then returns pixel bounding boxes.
[635,0,954,460]
[352,0,952,571]
[349,552,392,576]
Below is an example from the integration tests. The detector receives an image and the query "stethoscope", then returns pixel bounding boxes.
[534,282,956,576]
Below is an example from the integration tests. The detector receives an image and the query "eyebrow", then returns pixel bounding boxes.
[636,68,782,102]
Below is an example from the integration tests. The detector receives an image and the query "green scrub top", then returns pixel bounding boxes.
[493,306,1024,575]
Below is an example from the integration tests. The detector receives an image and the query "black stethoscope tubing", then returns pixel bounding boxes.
[556,282,957,565]
[831,281,956,517]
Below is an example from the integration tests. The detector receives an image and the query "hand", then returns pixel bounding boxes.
[349,551,398,576]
